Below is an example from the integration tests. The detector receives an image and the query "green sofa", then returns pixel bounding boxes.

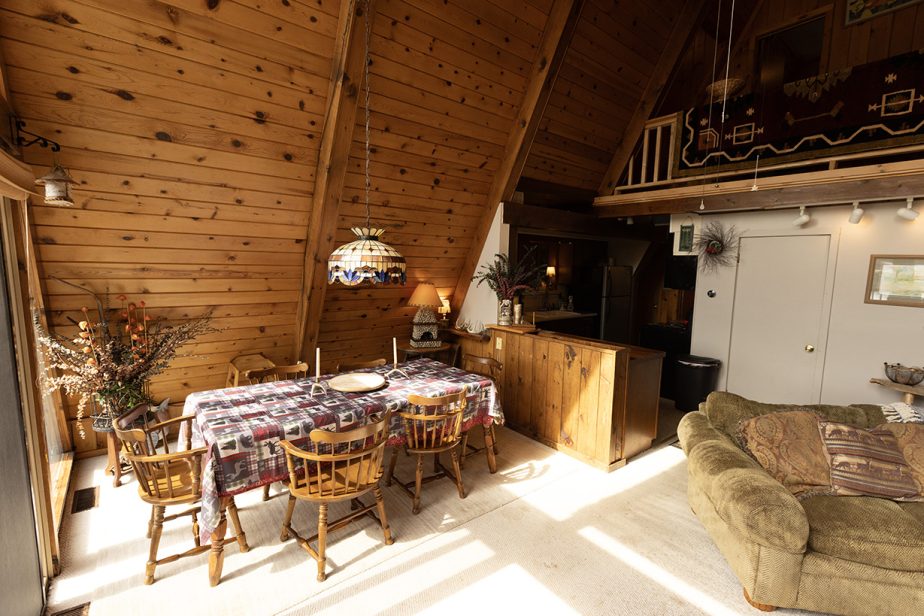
[678,392,924,615]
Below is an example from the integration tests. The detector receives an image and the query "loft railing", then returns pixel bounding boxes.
[620,114,677,188]
[614,112,924,195]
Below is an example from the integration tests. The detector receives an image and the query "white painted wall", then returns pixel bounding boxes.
[683,200,924,405]
[457,203,509,331]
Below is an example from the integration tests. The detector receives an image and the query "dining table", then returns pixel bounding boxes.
[182,357,504,585]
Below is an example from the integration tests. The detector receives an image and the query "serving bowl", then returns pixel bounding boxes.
[884,362,924,386]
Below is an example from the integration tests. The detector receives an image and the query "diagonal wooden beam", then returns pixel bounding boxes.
[598,0,708,195]
[294,0,373,361]
[450,0,585,314]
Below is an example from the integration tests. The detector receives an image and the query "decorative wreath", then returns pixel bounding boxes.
[693,221,741,273]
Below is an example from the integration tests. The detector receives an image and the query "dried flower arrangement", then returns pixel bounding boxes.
[34,281,215,434]
[472,247,546,301]
[693,220,741,273]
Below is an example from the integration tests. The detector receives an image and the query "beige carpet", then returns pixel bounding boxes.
[49,428,811,615]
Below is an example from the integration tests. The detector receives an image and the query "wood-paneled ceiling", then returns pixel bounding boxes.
[0,0,728,446]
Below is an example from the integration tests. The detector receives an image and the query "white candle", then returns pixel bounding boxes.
[315,347,320,380]
[393,337,398,366]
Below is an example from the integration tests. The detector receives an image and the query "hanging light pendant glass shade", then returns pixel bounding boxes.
[328,226,406,286]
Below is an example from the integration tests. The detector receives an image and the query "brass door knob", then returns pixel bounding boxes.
[804,344,815,353]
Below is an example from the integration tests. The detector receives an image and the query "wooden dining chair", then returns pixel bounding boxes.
[384,391,467,514]
[336,358,387,372]
[113,414,248,585]
[278,411,394,582]
[245,361,310,384]
[460,354,502,469]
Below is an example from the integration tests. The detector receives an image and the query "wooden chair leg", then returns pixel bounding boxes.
[280,494,296,541]
[412,454,424,515]
[385,446,398,486]
[450,447,466,499]
[147,505,155,539]
[743,588,777,612]
[489,424,499,455]
[145,505,165,585]
[226,498,249,552]
[459,432,470,469]
[316,503,328,582]
[374,487,395,546]
[262,484,271,501]
[484,424,498,474]
[433,452,440,473]
[191,510,201,547]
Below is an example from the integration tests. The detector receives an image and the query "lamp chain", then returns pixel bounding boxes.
[363,0,372,230]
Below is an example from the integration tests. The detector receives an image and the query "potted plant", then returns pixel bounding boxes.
[34,283,215,435]
[472,248,546,326]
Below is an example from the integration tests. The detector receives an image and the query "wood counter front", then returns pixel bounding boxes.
[452,327,663,471]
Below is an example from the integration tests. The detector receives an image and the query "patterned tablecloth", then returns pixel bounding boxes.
[183,358,504,540]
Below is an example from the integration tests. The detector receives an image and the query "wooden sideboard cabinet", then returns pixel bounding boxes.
[458,326,663,471]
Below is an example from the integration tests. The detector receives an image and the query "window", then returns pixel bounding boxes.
[756,17,825,90]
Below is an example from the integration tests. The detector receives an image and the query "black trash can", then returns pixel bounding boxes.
[674,355,721,412]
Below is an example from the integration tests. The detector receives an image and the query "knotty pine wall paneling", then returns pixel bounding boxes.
[521,0,686,191]
[317,0,554,368]
[0,0,339,450]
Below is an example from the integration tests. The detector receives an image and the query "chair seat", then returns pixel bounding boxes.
[138,460,200,505]
[285,463,383,501]
[802,496,924,572]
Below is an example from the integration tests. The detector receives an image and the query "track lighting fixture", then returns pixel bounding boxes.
[792,206,811,228]
[848,202,864,224]
[897,198,919,221]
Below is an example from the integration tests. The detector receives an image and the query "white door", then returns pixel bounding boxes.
[726,235,831,403]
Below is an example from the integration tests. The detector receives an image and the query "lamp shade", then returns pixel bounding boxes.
[546,266,556,278]
[408,282,442,308]
[328,227,406,286]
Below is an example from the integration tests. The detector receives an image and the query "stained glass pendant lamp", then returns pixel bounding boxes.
[327,0,406,287]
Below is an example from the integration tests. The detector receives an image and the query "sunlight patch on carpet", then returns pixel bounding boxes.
[578,526,740,616]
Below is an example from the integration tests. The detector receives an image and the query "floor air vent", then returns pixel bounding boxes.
[71,487,99,513]
[48,602,90,616]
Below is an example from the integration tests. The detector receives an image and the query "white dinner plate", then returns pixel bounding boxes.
[327,372,387,393]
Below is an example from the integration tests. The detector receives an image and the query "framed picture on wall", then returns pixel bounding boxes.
[846,0,923,25]
[865,255,924,307]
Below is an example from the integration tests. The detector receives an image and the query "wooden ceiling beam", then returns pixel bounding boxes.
[598,0,709,195]
[450,0,585,314]
[294,0,371,362]
[593,160,924,217]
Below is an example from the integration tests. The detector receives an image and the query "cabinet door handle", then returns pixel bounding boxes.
[804,344,815,353]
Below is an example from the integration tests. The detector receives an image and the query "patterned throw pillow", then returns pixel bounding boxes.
[737,411,833,497]
[817,421,921,501]
[877,423,924,495]
[881,402,924,424]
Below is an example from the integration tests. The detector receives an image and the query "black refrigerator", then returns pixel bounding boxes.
[598,265,633,343]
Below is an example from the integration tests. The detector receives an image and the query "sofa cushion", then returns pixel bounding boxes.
[738,410,832,497]
[703,392,886,438]
[818,421,920,500]
[802,496,924,572]
[878,423,924,494]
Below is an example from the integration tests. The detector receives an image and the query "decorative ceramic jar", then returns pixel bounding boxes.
[497,299,513,326]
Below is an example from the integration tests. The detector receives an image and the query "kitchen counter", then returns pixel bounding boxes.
[529,310,597,323]
[471,327,663,471]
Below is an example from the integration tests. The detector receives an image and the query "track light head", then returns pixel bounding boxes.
[792,206,811,228]
[848,202,864,224]
[897,198,919,221]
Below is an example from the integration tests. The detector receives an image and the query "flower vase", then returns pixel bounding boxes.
[497,299,513,326]
[90,396,119,433]
[513,303,523,325]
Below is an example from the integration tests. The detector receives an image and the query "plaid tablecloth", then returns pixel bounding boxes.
[183,358,503,540]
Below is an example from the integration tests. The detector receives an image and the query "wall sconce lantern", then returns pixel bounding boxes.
[12,117,77,206]
[35,163,77,207]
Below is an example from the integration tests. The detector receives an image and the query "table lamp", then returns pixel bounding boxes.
[408,282,442,348]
